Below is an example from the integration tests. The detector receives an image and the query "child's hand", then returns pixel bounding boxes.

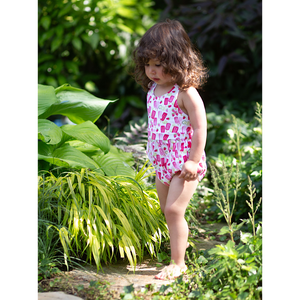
[178,160,199,181]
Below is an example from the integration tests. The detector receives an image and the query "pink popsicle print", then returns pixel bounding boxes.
[165,174,172,180]
[166,123,171,130]
[151,110,156,119]
[172,126,179,133]
[163,134,169,140]
[164,98,169,105]
[152,133,156,140]
[161,125,165,133]
[161,112,167,121]
[159,148,165,156]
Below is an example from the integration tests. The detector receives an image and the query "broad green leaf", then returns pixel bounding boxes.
[39,84,117,124]
[92,149,135,177]
[240,231,253,244]
[57,2,72,18]
[38,84,59,116]
[40,16,51,30]
[38,141,100,170]
[67,140,100,153]
[72,37,82,51]
[61,121,110,153]
[51,36,62,52]
[116,7,136,19]
[88,33,100,50]
[218,225,230,235]
[38,119,63,145]
[116,23,134,34]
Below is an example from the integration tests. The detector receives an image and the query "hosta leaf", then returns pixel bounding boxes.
[61,121,110,153]
[92,147,135,177]
[39,84,117,124]
[38,141,101,170]
[38,119,63,144]
[38,84,59,116]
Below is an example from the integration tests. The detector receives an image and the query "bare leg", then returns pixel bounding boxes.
[155,176,169,214]
[155,174,198,280]
[155,175,190,244]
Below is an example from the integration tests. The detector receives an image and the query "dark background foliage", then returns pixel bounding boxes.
[159,0,262,119]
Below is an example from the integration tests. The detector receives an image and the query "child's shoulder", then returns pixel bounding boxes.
[179,86,200,100]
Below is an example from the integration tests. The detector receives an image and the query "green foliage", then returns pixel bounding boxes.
[38,83,136,176]
[114,114,149,166]
[205,103,262,221]
[38,165,169,272]
[120,173,262,300]
[162,0,262,116]
[38,0,158,132]
[38,0,156,89]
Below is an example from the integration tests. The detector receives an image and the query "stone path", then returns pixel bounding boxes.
[39,223,226,300]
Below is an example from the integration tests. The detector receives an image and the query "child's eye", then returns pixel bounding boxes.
[155,64,161,67]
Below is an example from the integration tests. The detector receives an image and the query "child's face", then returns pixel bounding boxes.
[145,59,173,87]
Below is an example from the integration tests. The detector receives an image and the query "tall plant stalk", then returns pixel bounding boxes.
[246,176,262,236]
[230,115,243,163]
[210,162,241,242]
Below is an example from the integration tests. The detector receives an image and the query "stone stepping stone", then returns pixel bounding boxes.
[38,291,83,300]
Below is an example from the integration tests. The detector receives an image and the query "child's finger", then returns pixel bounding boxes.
[178,171,185,178]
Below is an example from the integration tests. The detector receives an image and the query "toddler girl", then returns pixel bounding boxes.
[133,19,208,280]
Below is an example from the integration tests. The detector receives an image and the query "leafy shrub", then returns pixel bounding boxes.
[38,83,135,177]
[38,164,169,272]
[38,0,158,131]
[38,0,157,90]
[204,104,262,222]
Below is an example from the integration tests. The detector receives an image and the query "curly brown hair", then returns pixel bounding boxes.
[132,19,208,91]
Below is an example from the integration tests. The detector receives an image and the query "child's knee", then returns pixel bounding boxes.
[164,205,182,220]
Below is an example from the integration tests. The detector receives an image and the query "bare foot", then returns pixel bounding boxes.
[155,264,187,280]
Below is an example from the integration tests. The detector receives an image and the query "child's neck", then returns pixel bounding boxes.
[154,83,175,97]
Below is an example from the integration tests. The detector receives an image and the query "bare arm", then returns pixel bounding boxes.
[178,87,207,181]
